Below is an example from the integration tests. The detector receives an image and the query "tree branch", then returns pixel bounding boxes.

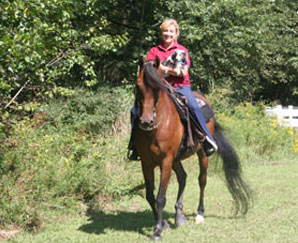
[5,79,31,109]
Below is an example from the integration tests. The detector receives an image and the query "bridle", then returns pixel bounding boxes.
[138,98,167,132]
[138,63,168,131]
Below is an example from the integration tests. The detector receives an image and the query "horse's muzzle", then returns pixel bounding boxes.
[139,118,155,131]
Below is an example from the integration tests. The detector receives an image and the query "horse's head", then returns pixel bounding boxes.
[136,57,167,131]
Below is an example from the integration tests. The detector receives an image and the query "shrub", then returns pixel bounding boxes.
[213,99,296,163]
[0,86,138,229]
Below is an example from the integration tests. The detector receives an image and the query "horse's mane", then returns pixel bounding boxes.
[143,63,168,92]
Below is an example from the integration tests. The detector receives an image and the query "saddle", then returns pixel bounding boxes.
[164,81,214,149]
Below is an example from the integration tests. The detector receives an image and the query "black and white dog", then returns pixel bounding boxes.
[162,50,187,76]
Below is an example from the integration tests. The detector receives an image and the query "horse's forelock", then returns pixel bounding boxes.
[143,63,167,92]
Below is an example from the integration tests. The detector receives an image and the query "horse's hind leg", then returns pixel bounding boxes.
[195,150,209,224]
[172,160,187,226]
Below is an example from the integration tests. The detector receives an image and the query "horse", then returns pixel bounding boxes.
[134,58,252,241]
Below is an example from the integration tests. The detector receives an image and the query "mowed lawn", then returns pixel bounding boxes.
[11,157,298,243]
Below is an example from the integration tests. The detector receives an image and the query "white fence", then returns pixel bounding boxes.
[265,105,298,129]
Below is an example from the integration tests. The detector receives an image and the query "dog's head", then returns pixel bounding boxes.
[171,50,187,63]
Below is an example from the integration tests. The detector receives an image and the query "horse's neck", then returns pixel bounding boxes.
[156,90,177,121]
[156,91,168,112]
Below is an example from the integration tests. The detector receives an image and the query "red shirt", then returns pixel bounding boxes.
[145,40,191,87]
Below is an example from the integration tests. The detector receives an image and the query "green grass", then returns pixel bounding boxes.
[1,88,297,242]
[9,156,298,243]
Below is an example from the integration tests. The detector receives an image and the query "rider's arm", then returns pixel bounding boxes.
[161,63,188,77]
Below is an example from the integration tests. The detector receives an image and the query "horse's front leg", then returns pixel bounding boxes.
[151,163,172,241]
[172,160,187,226]
[195,150,209,224]
[141,162,158,220]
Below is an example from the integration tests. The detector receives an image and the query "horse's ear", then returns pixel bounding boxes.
[139,56,144,68]
[154,56,160,68]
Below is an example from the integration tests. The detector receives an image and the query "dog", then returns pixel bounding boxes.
[161,50,187,76]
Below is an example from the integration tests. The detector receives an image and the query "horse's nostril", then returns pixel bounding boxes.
[139,118,155,131]
[140,119,153,126]
[139,118,146,125]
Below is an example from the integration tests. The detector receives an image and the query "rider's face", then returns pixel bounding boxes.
[161,24,177,47]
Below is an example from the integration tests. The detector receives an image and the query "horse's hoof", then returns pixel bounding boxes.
[195,214,204,224]
[175,214,187,226]
[162,220,169,230]
[150,235,162,241]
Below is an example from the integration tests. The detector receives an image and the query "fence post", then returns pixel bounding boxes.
[265,105,298,130]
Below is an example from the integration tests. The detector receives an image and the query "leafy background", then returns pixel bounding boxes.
[0,0,297,234]
[1,0,297,112]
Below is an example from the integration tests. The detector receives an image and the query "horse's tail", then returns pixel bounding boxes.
[213,120,252,214]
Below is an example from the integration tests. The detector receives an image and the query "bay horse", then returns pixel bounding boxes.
[134,59,252,241]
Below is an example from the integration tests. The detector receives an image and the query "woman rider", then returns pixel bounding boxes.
[128,18,217,160]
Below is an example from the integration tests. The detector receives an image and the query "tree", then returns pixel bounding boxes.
[165,0,298,104]
[1,0,297,112]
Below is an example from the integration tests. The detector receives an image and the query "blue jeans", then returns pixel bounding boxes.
[176,86,215,142]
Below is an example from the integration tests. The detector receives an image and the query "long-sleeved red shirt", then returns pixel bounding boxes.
[145,40,191,87]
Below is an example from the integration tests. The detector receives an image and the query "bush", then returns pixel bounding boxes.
[212,98,296,163]
[0,86,138,229]
[43,87,132,135]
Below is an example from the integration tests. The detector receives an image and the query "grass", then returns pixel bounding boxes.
[8,155,298,242]
[1,87,297,242]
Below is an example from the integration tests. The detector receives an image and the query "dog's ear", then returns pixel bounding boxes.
[154,56,160,68]
[171,51,177,61]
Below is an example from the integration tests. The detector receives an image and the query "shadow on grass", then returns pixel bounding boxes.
[78,207,240,238]
[77,208,176,238]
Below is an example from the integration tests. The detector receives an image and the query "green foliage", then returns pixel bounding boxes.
[1,0,297,116]
[0,86,136,229]
[167,0,298,104]
[1,0,298,233]
[207,88,297,165]
[43,87,132,135]
[0,0,129,106]
[213,100,296,162]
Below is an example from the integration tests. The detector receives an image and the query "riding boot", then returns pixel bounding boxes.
[202,136,218,156]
